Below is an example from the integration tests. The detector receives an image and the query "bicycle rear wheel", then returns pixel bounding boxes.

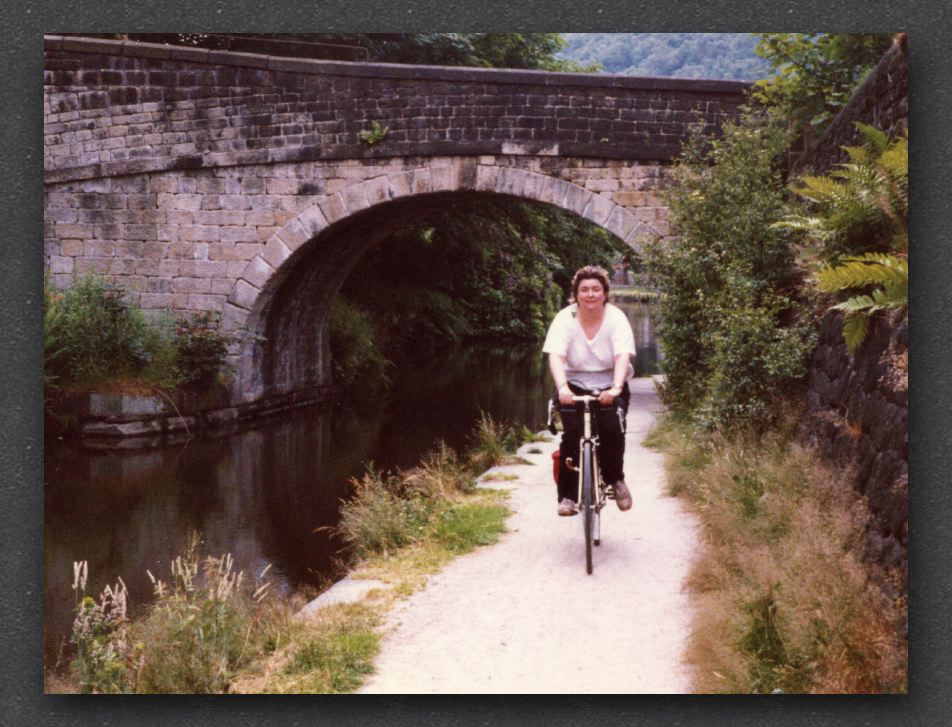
[581,441,595,574]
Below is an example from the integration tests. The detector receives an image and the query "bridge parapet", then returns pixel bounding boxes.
[44,35,749,184]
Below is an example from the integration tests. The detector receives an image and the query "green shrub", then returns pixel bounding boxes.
[328,298,393,390]
[643,114,816,429]
[45,275,167,386]
[172,310,237,386]
[44,275,247,393]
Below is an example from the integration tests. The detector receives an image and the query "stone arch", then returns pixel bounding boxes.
[222,161,659,403]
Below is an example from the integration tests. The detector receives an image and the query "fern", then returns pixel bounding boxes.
[780,123,908,259]
[780,123,909,353]
[815,253,908,293]
[817,254,907,352]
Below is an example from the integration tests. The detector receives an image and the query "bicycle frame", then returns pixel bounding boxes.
[548,389,612,573]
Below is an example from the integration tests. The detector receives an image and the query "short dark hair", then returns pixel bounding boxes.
[570,265,611,304]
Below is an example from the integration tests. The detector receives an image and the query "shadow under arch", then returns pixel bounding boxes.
[224,162,660,405]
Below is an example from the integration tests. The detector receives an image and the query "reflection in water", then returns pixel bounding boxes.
[44,303,660,665]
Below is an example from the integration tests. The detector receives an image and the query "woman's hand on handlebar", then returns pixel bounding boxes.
[598,386,621,406]
[557,384,574,406]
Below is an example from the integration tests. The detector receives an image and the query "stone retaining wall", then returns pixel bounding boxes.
[795,35,909,597]
[794,34,907,174]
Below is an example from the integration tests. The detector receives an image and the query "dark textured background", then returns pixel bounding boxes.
[4,1,950,723]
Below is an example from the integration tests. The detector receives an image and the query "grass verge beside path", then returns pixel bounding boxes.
[645,412,907,694]
[50,414,531,694]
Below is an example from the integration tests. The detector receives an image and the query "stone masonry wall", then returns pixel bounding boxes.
[44,155,673,315]
[796,35,909,598]
[44,35,748,185]
[794,33,907,174]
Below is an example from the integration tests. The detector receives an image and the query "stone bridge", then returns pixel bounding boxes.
[44,35,749,413]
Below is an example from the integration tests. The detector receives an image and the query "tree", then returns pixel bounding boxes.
[642,114,815,428]
[751,33,894,133]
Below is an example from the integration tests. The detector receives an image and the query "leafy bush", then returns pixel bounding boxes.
[44,275,168,387]
[328,298,393,390]
[643,114,816,428]
[44,275,245,394]
[752,33,894,133]
[172,311,237,386]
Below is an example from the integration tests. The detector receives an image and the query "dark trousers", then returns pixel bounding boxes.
[556,382,630,503]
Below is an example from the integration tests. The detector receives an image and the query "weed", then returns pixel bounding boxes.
[651,411,907,693]
[402,441,475,499]
[466,412,517,472]
[359,121,389,145]
[336,470,422,559]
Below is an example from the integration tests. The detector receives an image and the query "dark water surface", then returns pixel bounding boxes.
[44,300,659,665]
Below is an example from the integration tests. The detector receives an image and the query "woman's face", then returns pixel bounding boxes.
[575,278,606,311]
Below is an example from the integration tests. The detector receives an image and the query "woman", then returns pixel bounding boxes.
[542,265,635,516]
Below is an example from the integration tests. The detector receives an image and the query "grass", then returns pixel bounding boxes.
[52,415,522,694]
[647,411,907,694]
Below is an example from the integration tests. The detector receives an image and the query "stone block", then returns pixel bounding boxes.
[179,260,227,278]
[61,239,85,256]
[604,206,639,242]
[297,205,328,237]
[220,302,249,331]
[317,193,347,224]
[474,164,500,193]
[586,179,620,192]
[173,277,211,294]
[562,182,592,216]
[261,236,292,270]
[139,292,173,309]
[228,279,261,310]
[277,218,310,251]
[498,167,528,197]
[48,255,74,274]
[582,193,615,226]
[387,170,413,198]
[187,294,226,311]
[364,175,391,205]
[239,256,275,289]
[342,183,370,213]
[410,168,432,195]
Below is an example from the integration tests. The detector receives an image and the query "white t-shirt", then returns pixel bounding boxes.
[542,303,636,390]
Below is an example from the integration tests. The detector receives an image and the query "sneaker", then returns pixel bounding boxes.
[557,498,578,517]
[613,480,632,511]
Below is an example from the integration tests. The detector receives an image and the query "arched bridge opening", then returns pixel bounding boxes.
[231,164,659,405]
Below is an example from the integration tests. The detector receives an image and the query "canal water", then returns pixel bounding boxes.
[44,300,660,665]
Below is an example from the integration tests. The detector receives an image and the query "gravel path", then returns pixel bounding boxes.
[358,377,701,694]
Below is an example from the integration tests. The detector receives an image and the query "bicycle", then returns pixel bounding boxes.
[548,385,620,574]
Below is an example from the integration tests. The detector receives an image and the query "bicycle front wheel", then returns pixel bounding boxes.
[581,440,595,574]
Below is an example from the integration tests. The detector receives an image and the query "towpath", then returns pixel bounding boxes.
[357,376,701,694]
